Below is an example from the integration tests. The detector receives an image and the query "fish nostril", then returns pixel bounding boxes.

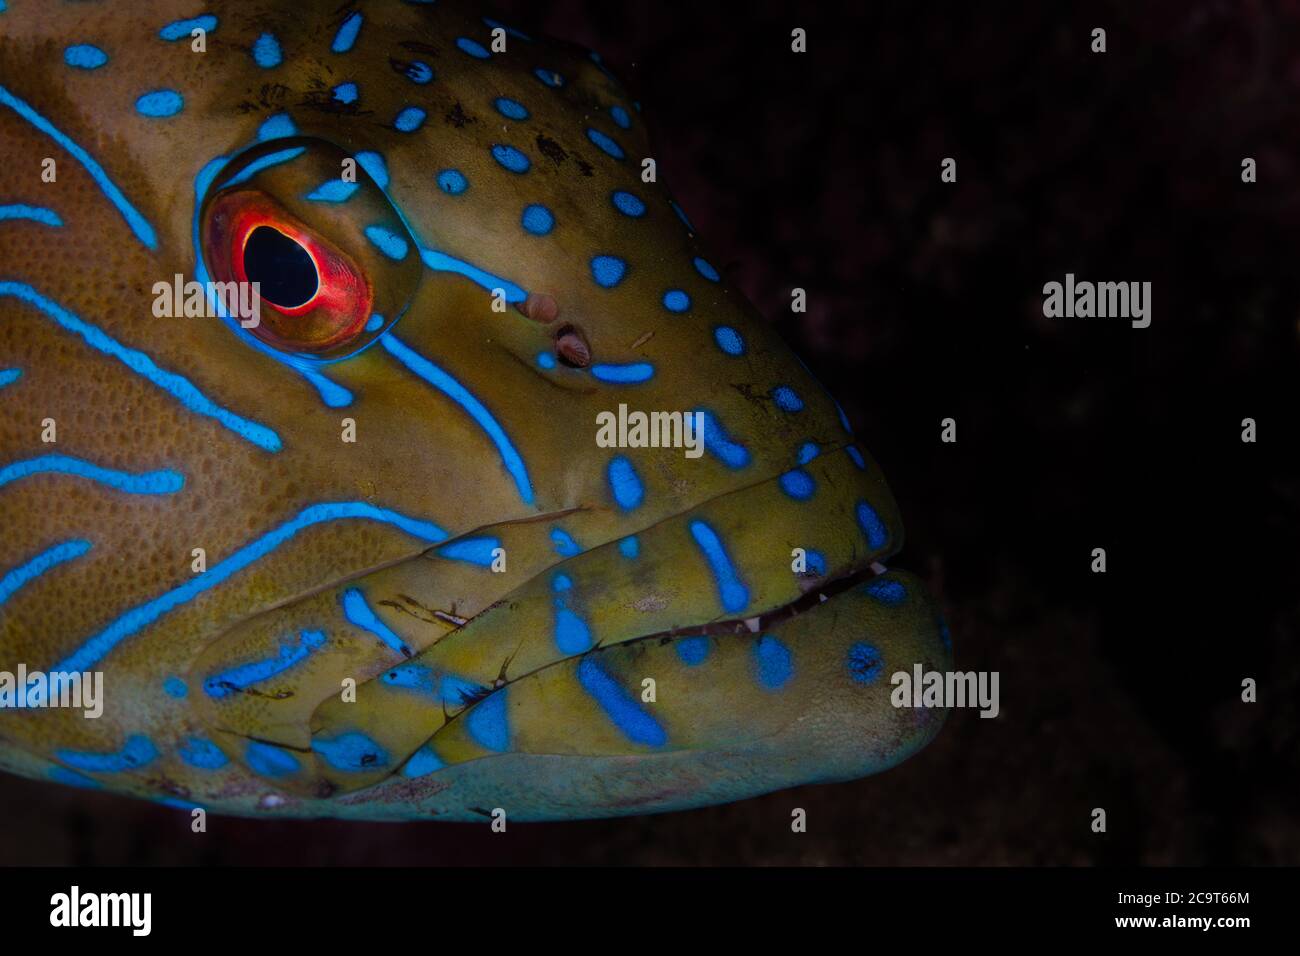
[554,323,591,368]
[515,291,559,324]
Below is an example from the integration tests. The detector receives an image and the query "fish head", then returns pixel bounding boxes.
[0,0,950,819]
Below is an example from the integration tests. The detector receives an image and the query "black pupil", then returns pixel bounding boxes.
[244,226,319,308]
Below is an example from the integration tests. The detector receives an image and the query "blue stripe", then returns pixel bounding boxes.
[0,282,282,451]
[306,179,359,203]
[219,146,305,189]
[0,368,20,389]
[0,539,91,607]
[0,204,63,226]
[607,455,644,510]
[0,84,156,248]
[689,520,749,614]
[418,246,526,302]
[341,588,412,657]
[0,455,183,494]
[694,408,751,468]
[245,741,299,777]
[381,335,534,504]
[577,657,667,747]
[202,630,327,699]
[33,503,446,684]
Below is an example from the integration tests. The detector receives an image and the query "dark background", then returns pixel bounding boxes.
[2,0,1296,865]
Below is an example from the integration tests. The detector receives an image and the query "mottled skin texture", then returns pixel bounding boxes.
[0,0,950,819]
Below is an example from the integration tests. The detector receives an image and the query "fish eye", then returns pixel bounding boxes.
[199,136,423,361]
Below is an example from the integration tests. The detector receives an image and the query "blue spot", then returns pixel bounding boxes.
[332,82,358,104]
[779,469,816,500]
[619,536,640,559]
[342,589,412,657]
[402,61,433,84]
[257,112,296,141]
[0,205,61,226]
[534,67,564,87]
[610,105,631,129]
[797,442,820,465]
[0,455,182,495]
[694,256,720,282]
[57,735,158,774]
[159,15,216,41]
[847,642,885,684]
[0,84,157,248]
[661,290,691,314]
[590,362,653,384]
[394,106,426,132]
[586,127,625,159]
[64,45,108,70]
[847,445,867,470]
[331,11,363,53]
[306,179,359,203]
[179,737,228,770]
[577,657,667,747]
[313,732,389,771]
[553,574,573,592]
[590,255,627,288]
[554,602,592,653]
[365,314,384,332]
[694,409,751,468]
[437,169,468,195]
[252,33,282,68]
[491,144,530,173]
[607,455,644,510]
[773,386,803,412]
[163,677,188,699]
[804,549,827,575]
[1,281,280,449]
[865,578,907,606]
[457,37,490,59]
[202,630,327,699]
[550,528,581,557]
[714,326,745,354]
[135,89,183,118]
[365,225,409,260]
[521,204,554,235]
[32,504,444,685]
[753,636,794,690]
[856,501,889,550]
[537,351,556,369]
[355,150,388,188]
[381,335,533,504]
[495,97,529,120]
[402,744,445,778]
[611,190,646,217]
[437,536,501,567]
[689,520,749,614]
[466,690,510,751]
[245,741,299,778]
[0,539,90,607]
[382,664,483,706]
[0,367,21,387]
[676,636,710,666]
[670,199,695,232]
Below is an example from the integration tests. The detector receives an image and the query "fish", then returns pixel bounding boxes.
[0,0,951,820]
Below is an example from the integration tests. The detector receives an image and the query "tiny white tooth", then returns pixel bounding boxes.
[818,592,829,603]
[743,616,761,633]
[870,561,888,575]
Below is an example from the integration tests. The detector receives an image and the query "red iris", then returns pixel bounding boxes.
[202,191,372,355]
